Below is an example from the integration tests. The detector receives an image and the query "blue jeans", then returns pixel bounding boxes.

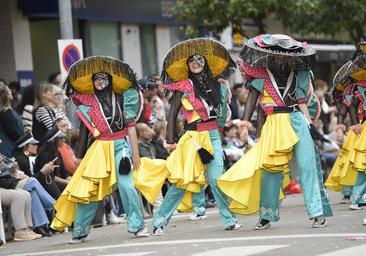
[23,177,55,227]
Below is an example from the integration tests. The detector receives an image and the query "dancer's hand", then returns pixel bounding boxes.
[336,129,344,144]
[240,126,249,142]
[350,124,362,135]
[163,141,176,153]
[132,152,141,170]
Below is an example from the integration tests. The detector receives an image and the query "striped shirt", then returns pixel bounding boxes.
[22,105,33,132]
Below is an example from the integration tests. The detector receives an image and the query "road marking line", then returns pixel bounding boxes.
[10,233,366,256]
[317,244,366,256]
[192,245,290,256]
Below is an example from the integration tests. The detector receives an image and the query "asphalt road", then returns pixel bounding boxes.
[1,191,366,256]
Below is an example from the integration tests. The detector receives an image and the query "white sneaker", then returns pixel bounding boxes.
[68,237,88,244]
[350,204,363,210]
[363,218,366,225]
[134,227,150,237]
[108,211,122,224]
[188,213,207,220]
[225,221,242,230]
[153,227,164,236]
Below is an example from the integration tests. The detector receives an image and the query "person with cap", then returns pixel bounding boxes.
[325,42,366,212]
[217,34,329,229]
[134,38,241,235]
[50,56,148,243]
[34,126,71,200]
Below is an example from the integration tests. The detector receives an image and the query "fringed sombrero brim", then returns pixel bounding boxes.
[161,38,236,83]
[348,54,366,81]
[332,60,352,93]
[66,56,138,94]
[240,37,317,70]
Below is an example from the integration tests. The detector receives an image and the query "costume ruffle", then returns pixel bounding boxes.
[217,113,298,215]
[51,140,117,231]
[325,131,358,191]
[134,130,213,204]
[350,122,366,173]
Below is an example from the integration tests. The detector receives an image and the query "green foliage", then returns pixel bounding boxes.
[174,0,366,43]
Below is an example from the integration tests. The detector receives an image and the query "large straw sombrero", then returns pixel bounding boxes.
[161,38,235,83]
[65,56,138,95]
[332,42,366,93]
[239,34,317,69]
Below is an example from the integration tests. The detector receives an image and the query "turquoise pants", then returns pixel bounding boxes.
[72,139,145,239]
[260,112,324,221]
[352,172,366,205]
[153,129,237,228]
[192,188,206,215]
[341,186,353,197]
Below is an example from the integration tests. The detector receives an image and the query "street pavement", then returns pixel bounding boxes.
[1,191,366,256]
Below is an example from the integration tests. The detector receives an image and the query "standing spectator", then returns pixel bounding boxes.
[17,84,35,132]
[32,82,57,144]
[0,84,24,157]
[53,85,72,129]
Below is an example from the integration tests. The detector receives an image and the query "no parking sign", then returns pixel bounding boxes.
[58,39,84,79]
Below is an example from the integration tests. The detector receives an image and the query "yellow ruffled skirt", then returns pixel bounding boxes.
[51,140,117,231]
[350,122,366,173]
[217,113,298,215]
[133,130,213,206]
[325,131,358,191]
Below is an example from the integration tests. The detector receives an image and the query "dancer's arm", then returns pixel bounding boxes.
[256,105,266,138]
[76,122,89,159]
[239,86,260,142]
[166,91,183,147]
[128,126,140,170]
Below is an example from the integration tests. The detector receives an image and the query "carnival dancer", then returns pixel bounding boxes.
[217,34,328,229]
[134,38,241,235]
[329,43,366,211]
[324,58,359,203]
[51,56,149,242]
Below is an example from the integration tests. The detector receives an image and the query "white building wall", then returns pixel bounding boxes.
[10,0,33,72]
[155,25,171,73]
[121,24,142,78]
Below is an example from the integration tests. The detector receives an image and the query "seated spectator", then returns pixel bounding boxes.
[0,84,24,157]
[8,81,22,111]
[0,188,42,241]
[55,118,80,175]
[0,154,55,237]
[34,127,71,199]
[17,84,35,132]
[223,123,245,163]
[13,132,61,199]
[136,123,156,159]
[151,121,169,160]
[32,82,57,144]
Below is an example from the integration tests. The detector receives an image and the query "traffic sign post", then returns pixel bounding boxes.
[58,39,83,80]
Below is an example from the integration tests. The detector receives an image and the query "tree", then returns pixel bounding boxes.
[174,0,366,44]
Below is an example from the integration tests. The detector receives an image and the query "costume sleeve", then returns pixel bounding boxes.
[166,91,183,144]
[296,70,310,104]
[349,97,359,125]
[123,88,141,127]
[242,87,260,121]
[216,83,229,128]
[249,79,264,93]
